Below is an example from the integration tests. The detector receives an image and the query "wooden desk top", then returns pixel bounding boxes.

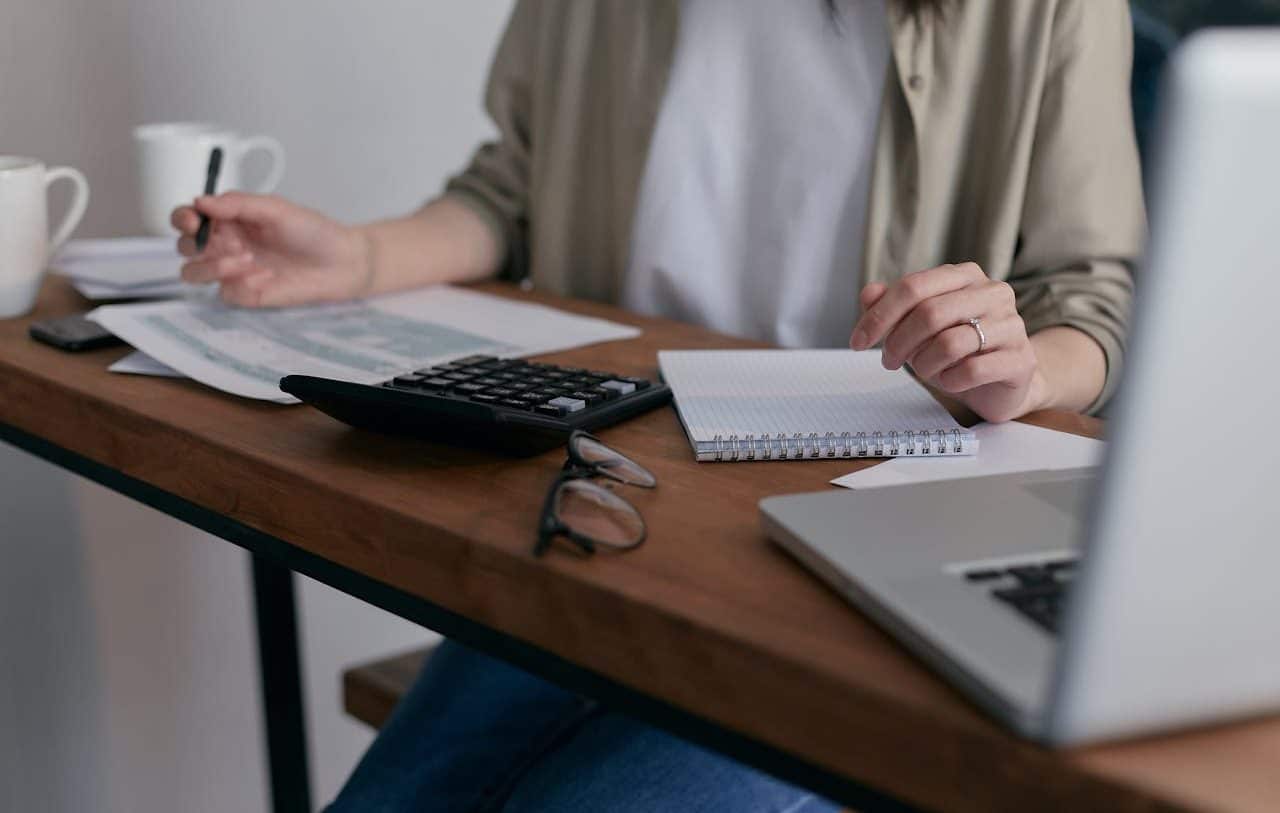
[2,278,1276,812]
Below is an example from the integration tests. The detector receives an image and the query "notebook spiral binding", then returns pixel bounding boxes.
[706,428,968,462]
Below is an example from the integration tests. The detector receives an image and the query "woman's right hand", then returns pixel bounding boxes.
[172,192,372,307]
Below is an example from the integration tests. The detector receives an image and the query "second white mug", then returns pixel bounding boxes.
[134,122,285,236]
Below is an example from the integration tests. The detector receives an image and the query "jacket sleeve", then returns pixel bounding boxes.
[443,1,539,283]
[1010,0,1147,414]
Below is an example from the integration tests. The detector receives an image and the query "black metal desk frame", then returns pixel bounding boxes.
[0,420,916,813]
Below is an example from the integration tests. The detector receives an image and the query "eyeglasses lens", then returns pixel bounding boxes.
[554,479,645,549]
[571,435,656,487]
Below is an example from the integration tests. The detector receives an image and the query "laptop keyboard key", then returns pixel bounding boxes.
[992,583,1066,636]
[1007,565,1053,586]
[964,569,1003,582]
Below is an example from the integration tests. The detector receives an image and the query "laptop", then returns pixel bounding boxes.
[759,30,1280,746]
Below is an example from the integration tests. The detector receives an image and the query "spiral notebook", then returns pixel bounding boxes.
[658,350,978,462]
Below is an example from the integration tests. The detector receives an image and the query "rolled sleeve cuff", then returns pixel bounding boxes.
[441,184,528,285]
[1026,313,1124,417]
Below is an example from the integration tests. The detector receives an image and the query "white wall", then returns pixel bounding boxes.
[0,1,514,809]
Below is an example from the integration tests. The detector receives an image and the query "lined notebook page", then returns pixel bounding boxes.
[659,349,967,446]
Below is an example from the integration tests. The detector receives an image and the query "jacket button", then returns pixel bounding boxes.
[908,74,924,91]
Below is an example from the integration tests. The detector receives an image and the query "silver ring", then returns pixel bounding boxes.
[967,317,988,353]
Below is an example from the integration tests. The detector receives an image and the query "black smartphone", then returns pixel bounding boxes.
[29,314,125,352]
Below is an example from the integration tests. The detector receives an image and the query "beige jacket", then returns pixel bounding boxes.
[445,0,1146,412]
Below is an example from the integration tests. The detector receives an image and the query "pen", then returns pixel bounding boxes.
[194,146,223,252]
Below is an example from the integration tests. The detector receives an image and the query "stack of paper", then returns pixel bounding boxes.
[89,286,642,403]
[53,237,197,300]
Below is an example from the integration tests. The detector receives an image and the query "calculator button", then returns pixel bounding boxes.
[526,389,560,401]
[452,355,496,366]
[618,376,651,390]
[418,377,454,389]
[499,398,536,411]
[486,387,517,398]
[600,380,637,396]
[548,396,587,413]
[469,393,500,404]
[534,404,565,417]
[455,382,487,394]
[443,372,474,381]
[472,377,503,387]
[391,374,426,387]
[570,390,604,405]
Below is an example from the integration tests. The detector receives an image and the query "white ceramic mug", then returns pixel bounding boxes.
[133,122,286,236]
[0,156,90,318]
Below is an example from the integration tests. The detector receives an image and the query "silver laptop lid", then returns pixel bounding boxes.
[1047,30,1280,744]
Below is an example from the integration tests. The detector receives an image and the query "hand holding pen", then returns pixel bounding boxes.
[170,180,375,308]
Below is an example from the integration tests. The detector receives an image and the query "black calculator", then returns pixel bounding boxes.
[280,355,672,456]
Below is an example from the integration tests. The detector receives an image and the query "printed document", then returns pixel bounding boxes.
[109,351,184,378]
[90,286,641,403]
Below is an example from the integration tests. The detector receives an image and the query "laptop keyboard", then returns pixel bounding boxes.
[963,558,1078,635]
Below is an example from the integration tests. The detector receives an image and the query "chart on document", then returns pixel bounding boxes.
[90,286,640,402]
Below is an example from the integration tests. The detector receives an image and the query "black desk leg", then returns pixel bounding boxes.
[251,554,313,813]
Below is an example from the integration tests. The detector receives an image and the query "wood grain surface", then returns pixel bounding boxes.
[1,277,1275,812]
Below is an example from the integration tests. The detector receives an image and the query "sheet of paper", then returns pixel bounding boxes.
[88,286,641,403]
[109,351,186,378]
[53,237,184,288]
[831,421,1104,489]
[71,278,200,301]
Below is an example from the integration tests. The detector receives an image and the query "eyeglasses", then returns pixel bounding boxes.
[534,430,656,557]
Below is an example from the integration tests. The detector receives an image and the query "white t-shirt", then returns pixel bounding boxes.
[623,0,889,349]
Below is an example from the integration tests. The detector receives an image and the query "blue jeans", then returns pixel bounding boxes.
[329,640,839,812]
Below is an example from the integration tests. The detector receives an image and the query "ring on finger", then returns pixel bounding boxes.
[966,317,988,354]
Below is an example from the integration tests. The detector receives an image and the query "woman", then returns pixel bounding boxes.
[173,0,1144,809]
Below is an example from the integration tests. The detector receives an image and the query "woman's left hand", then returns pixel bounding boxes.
[850,262,1045,423]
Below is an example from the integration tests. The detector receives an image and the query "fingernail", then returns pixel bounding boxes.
[851,328,868,350]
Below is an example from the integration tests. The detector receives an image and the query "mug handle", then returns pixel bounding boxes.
[233,135,286,194]
[45,166,90,252]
